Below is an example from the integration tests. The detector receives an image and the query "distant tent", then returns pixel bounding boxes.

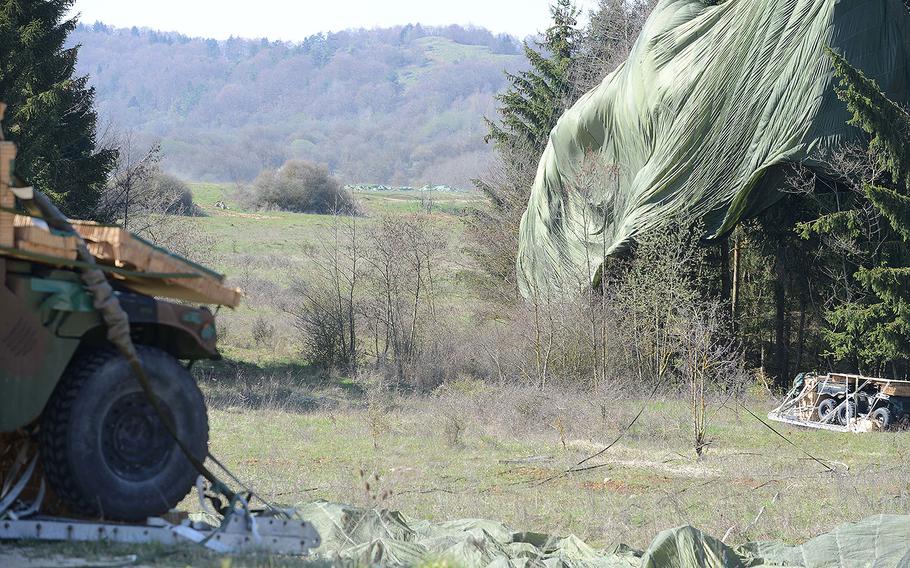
[517,0,910,296]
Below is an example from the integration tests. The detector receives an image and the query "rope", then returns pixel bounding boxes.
[535,377,665,486]
[738,401,836,474]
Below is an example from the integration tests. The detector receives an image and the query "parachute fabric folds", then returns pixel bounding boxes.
[295,502,910,567]
[517,0,910,295]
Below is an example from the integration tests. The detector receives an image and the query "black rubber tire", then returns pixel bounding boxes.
[40,345,208,521]
[836,399,857,426]
[870,407,891,430]
[817,397,838,423]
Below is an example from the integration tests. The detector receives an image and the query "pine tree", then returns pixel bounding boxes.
[0,0,116,217]
[815,50,910,374]
[469,1,582,297]
[484,0,580,155]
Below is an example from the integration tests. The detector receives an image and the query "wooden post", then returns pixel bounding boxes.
[0,102,13,249]
[0,141,16,248]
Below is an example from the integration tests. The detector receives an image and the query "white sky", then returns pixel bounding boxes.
[69,0,599,41]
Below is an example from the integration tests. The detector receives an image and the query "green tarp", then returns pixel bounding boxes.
[296,501,910,567]
[517,0,910,295]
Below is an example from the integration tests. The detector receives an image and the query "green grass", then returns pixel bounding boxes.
[174,185,909,550]
[195,375,910,551]
[6,182,909,566]
[9,384,908,566]
[180,183,483,361]
[189,182,234,208]
[397,37,519,88]
[177,183,910,553]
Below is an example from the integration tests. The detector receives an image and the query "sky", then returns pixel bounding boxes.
[69,0,599,41]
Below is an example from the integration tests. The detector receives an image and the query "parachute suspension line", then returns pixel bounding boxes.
[737,402,836,474]
[535,375,666,486]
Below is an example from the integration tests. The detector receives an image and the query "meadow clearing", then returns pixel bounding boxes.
[4,185,909,567]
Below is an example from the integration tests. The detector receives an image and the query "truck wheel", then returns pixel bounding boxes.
[870,407,891,430]
[817,397,838,423]
[836,400,857,426]
[40,345,208,522]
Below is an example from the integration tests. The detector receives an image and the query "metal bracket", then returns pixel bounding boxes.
[1,459,321,556]
[0,511,321,555]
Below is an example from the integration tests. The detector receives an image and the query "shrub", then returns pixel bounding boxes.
[140,172,196,215]
[289,281,356,370]
[246,160,356,214]
[250,315,276,346]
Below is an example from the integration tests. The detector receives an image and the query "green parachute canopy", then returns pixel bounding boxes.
[517,0,910,296]
[296,501,910,567]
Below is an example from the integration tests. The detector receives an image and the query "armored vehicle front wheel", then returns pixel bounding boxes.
[40,345,208,522]
[870,407,891,430]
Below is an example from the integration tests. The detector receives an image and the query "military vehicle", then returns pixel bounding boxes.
[0,103,241,522]
[1,266,226,521]
[769,372,910,432]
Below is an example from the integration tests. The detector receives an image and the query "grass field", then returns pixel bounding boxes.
[3,184,909,566]
[196,377,910,548]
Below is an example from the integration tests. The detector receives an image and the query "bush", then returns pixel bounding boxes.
[145,172,195,215]
[246,160,356,214]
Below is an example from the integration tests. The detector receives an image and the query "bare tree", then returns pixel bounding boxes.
[675,302,745,456]
[571,0,655,97]
[287,207,362,371]
[362,214,447,389]
[95,134,162,228]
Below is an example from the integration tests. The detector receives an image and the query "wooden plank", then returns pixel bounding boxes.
[0,142,15,182]
[13,241,77,261]
[5,214,241,307]
[79,224,241,307]
[0,142,16,248]
[15,225,79,253]
[882,384,910,397]
[12,216,80,261]
[1,109,15,250]
[140,244,241,307]
[120,277,241,307]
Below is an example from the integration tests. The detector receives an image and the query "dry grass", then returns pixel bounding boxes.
[177,185,910,552]
[189,371,910,551]
[6,184,907,566]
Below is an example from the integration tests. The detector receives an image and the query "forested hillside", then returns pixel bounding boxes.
[69,23,524,186]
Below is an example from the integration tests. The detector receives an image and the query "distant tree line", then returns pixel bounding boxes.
[68,22,527,188]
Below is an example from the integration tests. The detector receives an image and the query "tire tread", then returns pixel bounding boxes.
[40,345,209,519]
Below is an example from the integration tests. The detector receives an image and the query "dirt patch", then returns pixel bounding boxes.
[581,479,635,494]
[499,465,560,482]
[210,210,282,220]
[565,440,719,479]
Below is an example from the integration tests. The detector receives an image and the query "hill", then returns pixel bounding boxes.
[69,23,525,187]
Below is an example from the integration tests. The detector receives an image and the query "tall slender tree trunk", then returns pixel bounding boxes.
[773,241,789,388]
[731,234,741,325]
[796,295,807,371]
[720,236,731,304]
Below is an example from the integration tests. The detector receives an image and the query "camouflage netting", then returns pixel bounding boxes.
[296,502,910,567]
[517,0,910,295]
